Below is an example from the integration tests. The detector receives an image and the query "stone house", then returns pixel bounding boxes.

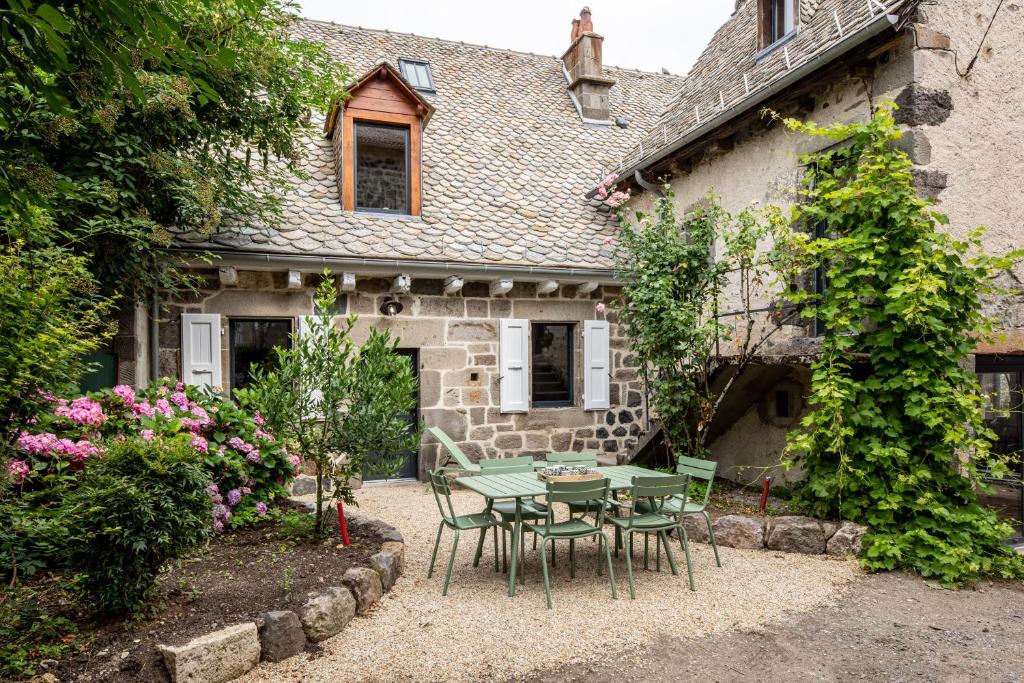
[116,10,683,480]
[603,0,1023,537]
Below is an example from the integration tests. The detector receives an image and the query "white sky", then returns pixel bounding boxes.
[296,0,736,75]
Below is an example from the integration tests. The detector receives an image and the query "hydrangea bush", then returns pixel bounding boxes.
[8,380,299,530]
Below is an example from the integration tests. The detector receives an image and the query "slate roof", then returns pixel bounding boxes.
[608,0,912,180]
[186,20,682,271]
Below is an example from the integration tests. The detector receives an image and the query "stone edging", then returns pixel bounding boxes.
[684,513,868,556]
[158,515,404,683]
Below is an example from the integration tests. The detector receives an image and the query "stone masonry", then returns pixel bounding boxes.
[157,271,647,479]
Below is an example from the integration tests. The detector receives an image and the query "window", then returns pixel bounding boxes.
[976,357,1024,541]
[398,58,435,92]
[760,0,796,48]
[229,319,292,391]
[531,323,574,407]
[355,123,410,214]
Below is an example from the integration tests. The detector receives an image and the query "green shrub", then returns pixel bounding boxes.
[60,437,212,614]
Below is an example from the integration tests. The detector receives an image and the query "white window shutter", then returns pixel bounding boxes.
[181,314,222,389]
[499,319,530,413]
[584,320,610,411]
[297,315,325,412]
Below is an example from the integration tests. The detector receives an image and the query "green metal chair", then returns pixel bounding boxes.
[636,456,722,567]
[608,474,696,598]
[473,456,547,572]
[545,451,599,465]
[427,426,480,474]
[427,469,506,595]
[523,478,618,609]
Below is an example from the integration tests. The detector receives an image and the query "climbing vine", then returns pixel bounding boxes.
[779,105,1024,584]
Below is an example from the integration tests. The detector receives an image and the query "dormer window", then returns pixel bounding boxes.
[398,58,435,92]
[323,63,434,217]
[759,0,797,49]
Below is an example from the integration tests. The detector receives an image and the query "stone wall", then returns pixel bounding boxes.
[156,270,647,479]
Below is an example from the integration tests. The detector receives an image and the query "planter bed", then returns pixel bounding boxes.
[17,503,384,682]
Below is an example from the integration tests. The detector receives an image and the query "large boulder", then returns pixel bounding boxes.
[681,513,710,543]
[257,610,306,663]
[298,587,356,642]
[343,567,383,614]
[158,622,259,683]
[712,515,765,549]
[766,516,837,554]
[826,521,869,557]
[370,542,404,591]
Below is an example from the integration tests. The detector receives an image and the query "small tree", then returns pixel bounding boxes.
[239,274,420,534]
[779,105,1024,584]
[613,189,805,462]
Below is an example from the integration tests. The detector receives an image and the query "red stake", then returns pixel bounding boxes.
[759,476,772,513]
[336,502,351,546]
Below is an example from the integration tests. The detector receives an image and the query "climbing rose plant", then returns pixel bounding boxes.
[779,105,1024,585]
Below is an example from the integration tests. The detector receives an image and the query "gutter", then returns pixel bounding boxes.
[587,5,905,197]
[171,248,621,284]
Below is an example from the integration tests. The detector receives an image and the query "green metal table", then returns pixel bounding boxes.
[457,465,669,596]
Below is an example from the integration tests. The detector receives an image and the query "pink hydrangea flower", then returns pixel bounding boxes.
[227,489,242,506]
[132,401,156,418]
[596,303,607,314]
[175,382,185,391]
[191,436,209,453]
[54,397,106,426]
[170,392,190,410]
[214,520,224,532]
[253,411,265,426]
[255,502,268,516]
[154,398,173,418]
[112,385,135,404]
[254,428,273,441]
[141,429,155,441]
[7,460,29,485]
[206,483,220,496]
[17,432,59,454]
[245,451,262,464]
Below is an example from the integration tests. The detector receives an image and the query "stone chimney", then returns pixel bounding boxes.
[561,7,615,122]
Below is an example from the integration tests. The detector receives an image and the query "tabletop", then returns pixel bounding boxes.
[456,464,668,500]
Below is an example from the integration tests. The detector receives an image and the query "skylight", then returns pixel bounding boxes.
[398,58,435,92]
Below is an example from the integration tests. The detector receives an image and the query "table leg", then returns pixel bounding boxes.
[473,498,494,567]
[508,498,522,597]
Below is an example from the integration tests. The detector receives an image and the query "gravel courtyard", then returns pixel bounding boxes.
[245,483,859,683]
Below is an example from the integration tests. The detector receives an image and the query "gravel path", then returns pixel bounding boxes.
[244,483,859,683]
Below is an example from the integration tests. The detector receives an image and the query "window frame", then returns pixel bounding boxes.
[530,322,576,409]
[398,58,435,93]
[227,317,293,393]
[757,0,799,53]
[353,121,412,215]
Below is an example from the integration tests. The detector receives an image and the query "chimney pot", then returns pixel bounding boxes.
[571,18,580,42]
[579,7,593,33]
[562,6,614,122]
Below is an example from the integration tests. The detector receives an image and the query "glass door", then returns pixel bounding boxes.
[976,358,1023,542]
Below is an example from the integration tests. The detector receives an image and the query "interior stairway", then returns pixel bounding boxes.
[531,360,570,403]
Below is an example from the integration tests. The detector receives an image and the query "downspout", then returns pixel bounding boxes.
[149,287,160,384]
[633,170,664,197]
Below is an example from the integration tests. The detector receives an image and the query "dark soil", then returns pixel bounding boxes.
[525,571,1024,682]
[41,504,383,682]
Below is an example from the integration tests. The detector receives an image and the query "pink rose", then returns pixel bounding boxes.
[595,303,607,314]
[602,235,614,245]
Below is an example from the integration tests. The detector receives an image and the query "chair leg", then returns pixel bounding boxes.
[629,532,634,560]
[539,538,553,610]
[473,526,488,568]
[659,530,678,576]
[520,526,526,583]
[493,525,499,573]
[442,528,460,596]
[596,533,603,576]
[428,521,444,578]
[600,531,618,600]
[679,525,695,591]
[623,531,636,600]
[704,510,722,567]
[656,532,662,572]
[644,532,650,570]
[569,538,576,579]
[501,526,508,573]
[551,539,556,568]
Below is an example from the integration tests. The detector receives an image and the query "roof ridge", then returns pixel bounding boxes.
[296,17,683,78]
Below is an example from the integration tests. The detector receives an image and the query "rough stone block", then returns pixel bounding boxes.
[466,299,488,317]
[370,550,401,591]
[298,587,356,642]
[893,85,953,127]
[712,515,765,549]
[343,567,383,614]
[826,521,868,557]
[462,388,489,406]
[550,432,573,451]
[159,622,260,683]
[258,611,306,663]
[422,408,468,441]
[421,347,467,370]
[495,433,523,450]
[472,354,497,366]
[470,425,495,440]
[525,432,550,449]
[682,513,710,543]
[766,516,833,554]
[513,409,594,431]
[419,297,466,318]
[448,320,497,342]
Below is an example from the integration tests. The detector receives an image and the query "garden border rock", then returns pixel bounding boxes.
[157,514,405,683]
[703,513,867,558]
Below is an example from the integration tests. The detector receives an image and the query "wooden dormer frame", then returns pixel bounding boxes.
[757,0,799,51]
[325,63,435,216]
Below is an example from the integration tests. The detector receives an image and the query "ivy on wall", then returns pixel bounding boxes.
[779,105,1024,584]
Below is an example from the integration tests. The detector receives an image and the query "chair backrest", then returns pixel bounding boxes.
[546,451,598,466]
[676,456,717,507]
[427,426,476,471]
[545,478,611,526]
[427,469,457,523]
[624,474,691,528]
[479,455,535,475]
